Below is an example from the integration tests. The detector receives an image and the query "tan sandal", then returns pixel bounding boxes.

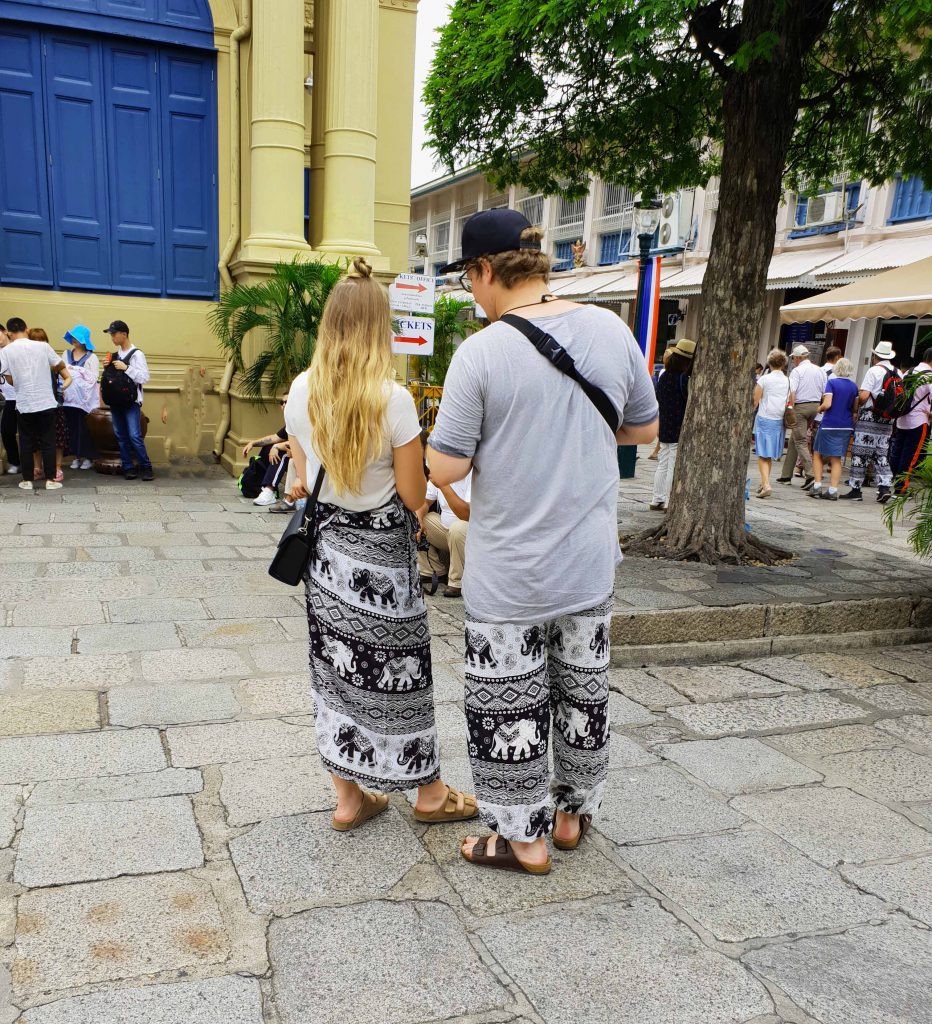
[413,785,479,823]
[552,814,593,851]
[460,834,552,875]
[331,789,389,832]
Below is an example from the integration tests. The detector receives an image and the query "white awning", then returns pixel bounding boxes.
[659,262,706,297]
[585,269,641,300]
[766,250,838,290]
[809,236,932,285]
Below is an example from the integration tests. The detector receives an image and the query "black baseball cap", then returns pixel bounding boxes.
[438,208,540,275]
[103,320,129,335]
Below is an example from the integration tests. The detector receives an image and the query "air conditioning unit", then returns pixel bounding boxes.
[805,192,844,227]
[657,193,684,249]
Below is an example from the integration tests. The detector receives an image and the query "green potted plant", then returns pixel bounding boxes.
[423,293,482,386]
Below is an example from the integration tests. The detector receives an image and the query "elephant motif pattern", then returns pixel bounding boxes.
[464,599,612,842]
[305,496,439,792]
[397,736,437,774]
[378,655,424,692]
[350,568,398,609]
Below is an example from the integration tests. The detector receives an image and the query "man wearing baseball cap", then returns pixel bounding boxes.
[841,339,899,502]
[778,344,826,490]
[427,208,658,875]
[103,320,154,481]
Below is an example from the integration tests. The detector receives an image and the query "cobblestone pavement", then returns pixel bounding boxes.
[0,469,930,1024]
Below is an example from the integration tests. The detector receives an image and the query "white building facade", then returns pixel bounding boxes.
[409,169,932,377]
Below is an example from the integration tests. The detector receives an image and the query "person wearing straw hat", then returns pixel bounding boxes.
[62,326,100,470]
[650,338,695,511]
[840,340,899,502]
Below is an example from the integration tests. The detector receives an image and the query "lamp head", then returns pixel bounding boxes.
[634,195,662,236]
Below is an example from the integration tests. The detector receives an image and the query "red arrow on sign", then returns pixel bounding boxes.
[395,282,428,293]
[393,335,430,346]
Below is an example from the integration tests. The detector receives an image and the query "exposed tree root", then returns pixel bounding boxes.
[621,521,793,566]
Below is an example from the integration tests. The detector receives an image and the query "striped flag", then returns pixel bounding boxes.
[633,255,662,366]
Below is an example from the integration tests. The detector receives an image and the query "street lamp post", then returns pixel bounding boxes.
[618,196,662,479]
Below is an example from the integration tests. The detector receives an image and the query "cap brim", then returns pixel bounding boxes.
[436,258,468,275]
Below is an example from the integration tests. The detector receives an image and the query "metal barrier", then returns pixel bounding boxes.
[408,382,444,433]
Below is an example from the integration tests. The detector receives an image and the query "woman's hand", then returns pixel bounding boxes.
[291,477,309,500]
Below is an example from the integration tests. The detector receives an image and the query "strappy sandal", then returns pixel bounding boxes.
[413,785,479,823]
[460,834,552,875]
[552,814,593,852]
[331,789,389,832]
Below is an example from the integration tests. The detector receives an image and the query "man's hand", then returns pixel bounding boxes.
[269,443,288,465]
[112,360,127,371]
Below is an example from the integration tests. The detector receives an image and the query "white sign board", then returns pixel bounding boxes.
[389,273,436,314]
[392,316,435,356]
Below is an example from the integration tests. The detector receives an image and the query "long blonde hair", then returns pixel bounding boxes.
[305,257,394,495]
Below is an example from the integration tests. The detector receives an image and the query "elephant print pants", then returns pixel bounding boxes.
[848,411,893,489]
[464,598,612,842]
[305,497,440,793]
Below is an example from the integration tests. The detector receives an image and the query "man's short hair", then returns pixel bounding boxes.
[923,347,932,365]
[5,317,26,333]
[824,346,842,362]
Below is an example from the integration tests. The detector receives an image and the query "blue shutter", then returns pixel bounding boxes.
[891,176,932,223]
[44,31,112,289]
[103,41,161,292]
[99,0,157,20]
[795,196,808,227]
[599,232,620,265]
[159,48,216,296]
[0,27,54,285]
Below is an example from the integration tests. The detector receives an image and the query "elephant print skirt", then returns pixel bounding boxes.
[464,598,613,842]
[304,496,440,792]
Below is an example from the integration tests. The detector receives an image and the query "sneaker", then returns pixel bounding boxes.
[5,464,18,475]
[79,458,93,470]
[17,480,33,491]
[253,487,277,507]
[141,467,154,482]
[801,476,815,491]
[45,481,63,491]
[649,502,666,511]
[822,489,838,500]
[839,488,862,501]
[443,586,462,598]
[124,469,138,480]
[70,458,81,470]
[776,477,792,484]
[808,486,822,498]
[876,486,892,504]
[268,499,296,514]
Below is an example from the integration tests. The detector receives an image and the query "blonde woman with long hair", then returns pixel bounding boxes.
[284,258,478,831]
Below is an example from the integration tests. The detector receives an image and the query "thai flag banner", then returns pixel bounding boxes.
[634,255,662,367]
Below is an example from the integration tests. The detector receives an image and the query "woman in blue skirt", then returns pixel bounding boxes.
[753,349,790,497]
[809,358,858,500]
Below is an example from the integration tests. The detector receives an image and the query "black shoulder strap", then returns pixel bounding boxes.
[501,313,619,432]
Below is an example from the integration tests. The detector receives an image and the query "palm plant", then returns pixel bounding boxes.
[424,294,482,385]
[209,259,344,407]
[882,368,932,559]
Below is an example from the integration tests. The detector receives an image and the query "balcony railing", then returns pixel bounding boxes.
[516,194,544,226]
[452,205,478,259]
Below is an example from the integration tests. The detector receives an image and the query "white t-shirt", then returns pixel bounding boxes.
[859,360,897,408]
[426,472,472,529]
[789,359,827,403]
[285,372,420,512]
[757,370,790,420]
[0,338,61,414]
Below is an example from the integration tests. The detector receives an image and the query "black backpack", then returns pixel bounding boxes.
[237,456,267,499]
[101,349,138,409]
[871,367,902,423]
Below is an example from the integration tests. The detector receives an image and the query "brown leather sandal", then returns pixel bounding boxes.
[331,790,389,832]
[552,814,593,851]
[413,785,479,823]
[460,835,552,875]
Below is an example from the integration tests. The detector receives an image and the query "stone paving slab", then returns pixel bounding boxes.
[0,691,99,736]
[731,787,932,866]
[479,900,771,1024]
[608,691,657,727]
[743,919,932,1024]
[877,713,932,748]
[106,597,207,623]
[235,675,313,717]
[20,654,137,690]
[108,683,240,727]
[668,693,868,739]
[597,765,745,844]
[15,796,203,886]
[658,738,822,794]
[138,647,252,683]
[608,668,689,709]
[820,747,932,802]
[9,601,106,627]
[219,755,333,826]
[12,873,231,995]
[766,724,897,760]
[738,656,837,691]
[26,768,202,806]
[0,729,165,782]
[841,856,932,927]
[0,628,73,658]
[271,900,510,1024]
[0,786,18,848]
[230,807,428,914]
[625,830,883,943]
[77,622,181,654]
[167,719,315,766]
[794,653,903,686]
[648,665,797,702]
[18,975,265,1024]
[841,683,929,712]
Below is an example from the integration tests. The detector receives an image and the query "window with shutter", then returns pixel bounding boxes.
[890,176,932,223]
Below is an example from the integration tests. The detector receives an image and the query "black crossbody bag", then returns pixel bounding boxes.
[500,313,620,432]
[268,465,326,586]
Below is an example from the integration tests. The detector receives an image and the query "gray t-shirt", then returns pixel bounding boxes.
[429,305,658,624]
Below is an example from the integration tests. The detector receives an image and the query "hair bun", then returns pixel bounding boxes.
[348,257,373,279]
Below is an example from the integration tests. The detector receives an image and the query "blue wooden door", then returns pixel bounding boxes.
[0,26,54,285]
[103,40,161,292]
[43,31,112,289]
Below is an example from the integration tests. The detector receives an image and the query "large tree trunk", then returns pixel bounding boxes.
[629,1,833,564]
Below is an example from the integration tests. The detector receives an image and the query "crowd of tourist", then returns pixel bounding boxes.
[0,316,154,487]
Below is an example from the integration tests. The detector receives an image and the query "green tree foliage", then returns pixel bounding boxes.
[209,259,344,408]
[425,294,482,385]
[425,0,932,564]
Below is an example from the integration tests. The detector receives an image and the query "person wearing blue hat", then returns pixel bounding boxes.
[62,325,100,470]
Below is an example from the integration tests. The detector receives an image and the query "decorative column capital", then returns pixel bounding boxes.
[378,0,419,9]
